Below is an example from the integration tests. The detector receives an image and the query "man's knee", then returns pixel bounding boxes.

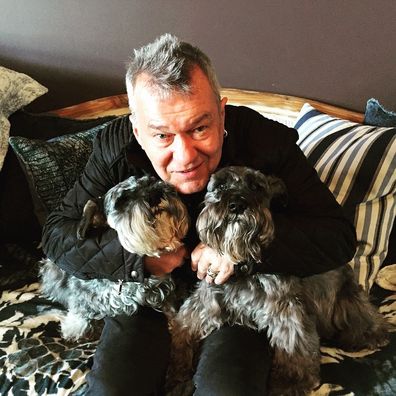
[86,308,171,395]
[193,326,271,396]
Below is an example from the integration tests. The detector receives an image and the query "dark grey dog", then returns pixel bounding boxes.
[169,166,390,395]
[40,175,189,340]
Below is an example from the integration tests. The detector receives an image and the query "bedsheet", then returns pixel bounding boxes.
[0,248,395,396]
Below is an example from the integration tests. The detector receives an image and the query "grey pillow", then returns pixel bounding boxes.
[9,121,112,225]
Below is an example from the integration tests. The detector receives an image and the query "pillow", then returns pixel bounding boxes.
[364,99,396,277]
[294,103,396,290]
[9,121,112,226]
[364,98,396,127]
[0,112,117,245]
[0,67,47,171]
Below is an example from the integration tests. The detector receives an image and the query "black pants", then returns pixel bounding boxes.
[86,308,271,396]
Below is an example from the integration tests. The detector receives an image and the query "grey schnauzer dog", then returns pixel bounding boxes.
[40,175,189,340]
[169,166,390,395]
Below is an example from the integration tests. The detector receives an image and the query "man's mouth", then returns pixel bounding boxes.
[175,163,202,174]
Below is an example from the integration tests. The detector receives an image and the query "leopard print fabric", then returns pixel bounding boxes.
[0,258,395,395]
[0,282,96,395]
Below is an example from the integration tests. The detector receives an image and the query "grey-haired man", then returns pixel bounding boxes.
[42,34,356,395]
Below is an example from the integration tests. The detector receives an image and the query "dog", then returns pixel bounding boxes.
[168,166,390,395]
[40,175,189,340]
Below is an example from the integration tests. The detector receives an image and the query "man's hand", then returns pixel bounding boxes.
[191,242,235,285]
[144,246,187,276]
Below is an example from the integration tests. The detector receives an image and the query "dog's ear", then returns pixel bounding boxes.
[114,189,141,212]
[267,175,288,208]
[147,187,164,208]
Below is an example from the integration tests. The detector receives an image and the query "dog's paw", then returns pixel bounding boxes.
[269,356,320,396]
[269,378,319,396]
[363,328,390,350]
[165,379,194,396]
[165,367,192,394]
[60,311,90,341]
[77,199,106,239]
[344,329,390,351]
[77,200,97,239]
[334,318,392,352]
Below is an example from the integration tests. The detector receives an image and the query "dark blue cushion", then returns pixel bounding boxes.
[364,98,396,127]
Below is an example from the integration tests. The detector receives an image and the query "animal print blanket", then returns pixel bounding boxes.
[0,248,395,395]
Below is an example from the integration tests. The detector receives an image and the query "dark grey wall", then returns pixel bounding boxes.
[1,0,395,112]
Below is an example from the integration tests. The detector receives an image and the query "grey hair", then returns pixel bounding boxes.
[126,33,221,115]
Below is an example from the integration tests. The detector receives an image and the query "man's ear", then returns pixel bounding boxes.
[220,96,228,120]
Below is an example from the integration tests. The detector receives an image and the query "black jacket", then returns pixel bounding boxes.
[42,105,357,283]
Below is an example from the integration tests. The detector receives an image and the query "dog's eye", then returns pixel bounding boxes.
[247,180,261,191]
[245,174,258,191]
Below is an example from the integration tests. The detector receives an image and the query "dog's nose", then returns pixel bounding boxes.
[229,200,247,214]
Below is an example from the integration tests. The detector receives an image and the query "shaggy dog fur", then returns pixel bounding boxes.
[168,166,390,395]
[40,175,189,340]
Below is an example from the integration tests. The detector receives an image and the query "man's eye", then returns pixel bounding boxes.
[195,125,207,133]
[155,133,171,141]
[192,125,209,139]
[153,133,173,146]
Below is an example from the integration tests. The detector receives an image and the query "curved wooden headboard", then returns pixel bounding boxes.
[50,88,364,125]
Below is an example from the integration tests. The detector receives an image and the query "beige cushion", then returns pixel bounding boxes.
[0,67,47,170]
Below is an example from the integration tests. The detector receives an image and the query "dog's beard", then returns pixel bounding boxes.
[107,197,189,257]
[196,203,274,263]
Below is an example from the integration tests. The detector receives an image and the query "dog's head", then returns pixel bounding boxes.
[197,166,287,264]
[104,175,189,257]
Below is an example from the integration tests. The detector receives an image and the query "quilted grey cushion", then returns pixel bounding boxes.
[9,121,112,225]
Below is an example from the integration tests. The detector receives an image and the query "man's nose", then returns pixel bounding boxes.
[173,135,197,163]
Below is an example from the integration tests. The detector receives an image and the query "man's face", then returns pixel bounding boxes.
[130,67,227,195]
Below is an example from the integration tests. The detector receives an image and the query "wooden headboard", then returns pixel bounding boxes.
[50,88,365,125]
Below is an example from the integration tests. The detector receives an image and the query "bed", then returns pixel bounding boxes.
[0,67,395,395]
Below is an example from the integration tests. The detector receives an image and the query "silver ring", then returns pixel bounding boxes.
[207,265,219,280]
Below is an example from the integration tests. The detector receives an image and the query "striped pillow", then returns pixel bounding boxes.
[295,103,396,290]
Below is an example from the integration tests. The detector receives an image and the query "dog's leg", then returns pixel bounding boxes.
[39,259,71,305]
[167,282,224,389]
[255,275,321,396]
[167,318,199,389]
[40,259,93,340]
[269,314,321,396]
[270,340,320,396]
[317,266,390,350]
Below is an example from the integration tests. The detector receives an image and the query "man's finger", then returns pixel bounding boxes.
[197,260,212,280]
[213,270,230,285]
[205,274,216,284]
[204,263,221,284]
[191,243,205,271]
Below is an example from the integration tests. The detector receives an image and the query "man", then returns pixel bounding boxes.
[42,34,356,395]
